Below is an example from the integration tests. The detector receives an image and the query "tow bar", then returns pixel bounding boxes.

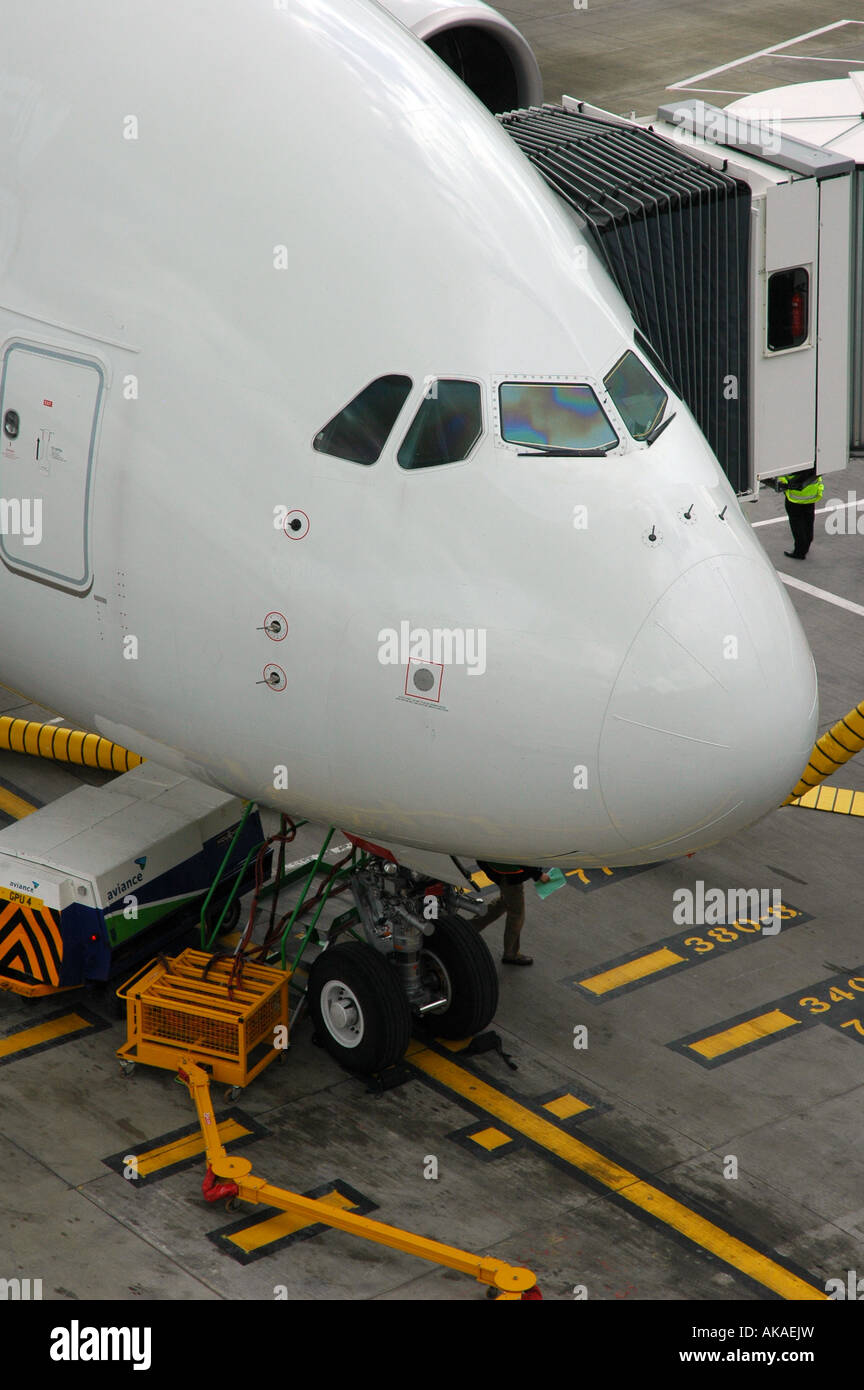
[178,1058,540,1300]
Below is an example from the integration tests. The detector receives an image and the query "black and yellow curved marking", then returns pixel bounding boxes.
[786,699,864,801]
[0,715,143,772]
[0,900,63,991]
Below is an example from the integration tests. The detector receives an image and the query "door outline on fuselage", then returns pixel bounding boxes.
[0,339,105,595]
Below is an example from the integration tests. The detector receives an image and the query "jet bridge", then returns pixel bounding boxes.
[499,101,855,494]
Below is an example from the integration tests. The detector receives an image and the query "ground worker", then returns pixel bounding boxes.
[773,467,824,559]
[473,861,550,966]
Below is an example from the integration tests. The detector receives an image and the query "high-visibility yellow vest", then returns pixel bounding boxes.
[778,473,824,504]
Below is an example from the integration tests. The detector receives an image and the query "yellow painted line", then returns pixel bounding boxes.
[135,1118,252,1177]
[791,784,864,816]
[226,1187,356,1253]
[687,1010,801,1060]
[579,947,686,995]
[542,1093,590,1120]
[406,1042,826,1301]
[470,1126,512,1151]
[0,784,38,820]
[0,1012,91,1059]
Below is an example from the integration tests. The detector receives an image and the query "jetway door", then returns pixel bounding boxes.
[0,341,103,593]
[752,180,818,478]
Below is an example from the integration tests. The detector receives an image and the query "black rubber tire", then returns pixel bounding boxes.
[307,942,411,1075]
[202,893,242,935]
[420,912,499,1039]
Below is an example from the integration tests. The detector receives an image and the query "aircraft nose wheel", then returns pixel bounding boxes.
[418,913,498,1038]
[307,941,411,1074]
[321,982,363,1044]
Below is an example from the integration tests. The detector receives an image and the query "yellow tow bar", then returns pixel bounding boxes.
[177,1058,539,1299]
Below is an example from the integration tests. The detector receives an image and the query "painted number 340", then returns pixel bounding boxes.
[799,977,864,1019]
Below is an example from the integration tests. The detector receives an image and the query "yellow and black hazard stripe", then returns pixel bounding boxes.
[0,900,64,995]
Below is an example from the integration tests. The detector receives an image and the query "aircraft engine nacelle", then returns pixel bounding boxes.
[379,0,543,111]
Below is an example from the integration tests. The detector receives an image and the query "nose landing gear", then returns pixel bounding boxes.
[308,940,411,1074]
[305,860,498,1074]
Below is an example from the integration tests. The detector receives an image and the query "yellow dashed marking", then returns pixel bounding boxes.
[225,1187,356,1253]
[0,784,38,820]
[792,785,864,816]
[134,1118,253,1177]
[686,1010,801,1060]
[0,1012,91,1059]
[469,1127,512,1151]
[542,1093,590,1120]
[578,947,686,995]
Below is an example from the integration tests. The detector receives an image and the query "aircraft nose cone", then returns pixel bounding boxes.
[598,555,817,856]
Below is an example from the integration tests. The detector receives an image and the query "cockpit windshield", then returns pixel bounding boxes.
[603,351,667,441]
[314,375,413,464]
[499,383,618,453]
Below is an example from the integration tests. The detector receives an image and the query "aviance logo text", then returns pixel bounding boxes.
[107,871,144,904]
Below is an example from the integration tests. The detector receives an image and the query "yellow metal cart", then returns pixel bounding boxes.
[116,949,290,1099]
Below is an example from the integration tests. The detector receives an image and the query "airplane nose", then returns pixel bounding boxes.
[597,555,817,858]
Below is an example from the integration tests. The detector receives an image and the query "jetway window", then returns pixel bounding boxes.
[767,268,809,352]
[314,375,412,464]
[397,380,482,469]
[499,383,618,452]
[603,351,667,441]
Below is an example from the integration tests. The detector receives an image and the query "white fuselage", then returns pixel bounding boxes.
[0,0,816,868]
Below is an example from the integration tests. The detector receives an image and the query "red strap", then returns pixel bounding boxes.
[343,833,397,863]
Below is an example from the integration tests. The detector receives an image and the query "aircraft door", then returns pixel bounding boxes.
[0,341,104,593]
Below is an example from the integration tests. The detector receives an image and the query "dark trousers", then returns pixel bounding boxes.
[785,497,815,557]
[473,882,525,957]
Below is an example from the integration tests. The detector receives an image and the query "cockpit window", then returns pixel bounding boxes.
[634,331,676,393]
[397,380,482,469]
[499,383,618,452]
[314,375,412,464]
[603,351,667,440]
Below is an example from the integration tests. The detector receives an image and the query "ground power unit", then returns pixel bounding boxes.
[0,762,264,997]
